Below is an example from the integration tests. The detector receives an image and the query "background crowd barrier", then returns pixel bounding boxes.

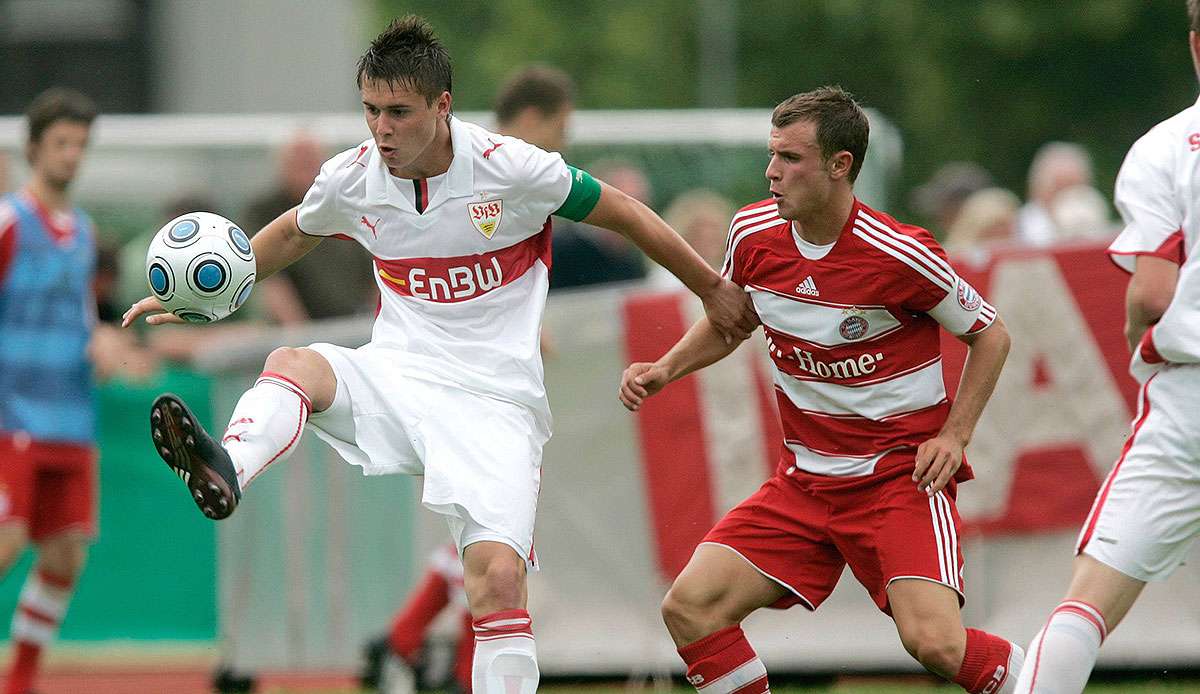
[4,239,1198,676]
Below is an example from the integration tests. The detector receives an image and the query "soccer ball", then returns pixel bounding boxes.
[145,212,256,323]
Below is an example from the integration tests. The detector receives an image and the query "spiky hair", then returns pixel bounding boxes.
[356,15,452,103]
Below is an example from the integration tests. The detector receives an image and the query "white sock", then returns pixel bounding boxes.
[1014,601,1106,694]
[472,609,539,694]
[997,641,1025,694]
[222,372,311,490]
[11,568,73,646]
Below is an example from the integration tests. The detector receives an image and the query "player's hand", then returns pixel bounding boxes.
[122,296,184,327]
[912,434,964,497]
[700,279,758,344]
[619,362,670,411]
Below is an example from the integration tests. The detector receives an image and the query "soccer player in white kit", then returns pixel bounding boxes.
[122,17,756,694]
[1014,4,1200,691]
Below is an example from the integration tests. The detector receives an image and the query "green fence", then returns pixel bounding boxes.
[1,368,218,642]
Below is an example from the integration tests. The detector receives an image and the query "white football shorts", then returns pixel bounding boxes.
[1077,363,1200,581]
[305,342,547,566]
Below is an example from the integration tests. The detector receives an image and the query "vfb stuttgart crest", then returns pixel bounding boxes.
[468,199,503,239]
[839,306,870,341]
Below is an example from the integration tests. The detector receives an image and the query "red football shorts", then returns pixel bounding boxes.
[0,433,98,542]
[702,462,964,615]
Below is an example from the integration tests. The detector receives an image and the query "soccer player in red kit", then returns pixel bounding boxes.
[620,87,1023,694]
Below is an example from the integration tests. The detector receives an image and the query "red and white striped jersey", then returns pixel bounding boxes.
[722,198,997,478]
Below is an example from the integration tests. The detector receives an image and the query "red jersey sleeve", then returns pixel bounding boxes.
[875,222,998,336]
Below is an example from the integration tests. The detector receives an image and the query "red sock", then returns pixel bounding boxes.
[388,570,451,661]
[677,625,769,694]
[953,628,1014,693]
[4,642,40,694]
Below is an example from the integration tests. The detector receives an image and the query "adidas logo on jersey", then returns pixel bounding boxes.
[795,275,819,296]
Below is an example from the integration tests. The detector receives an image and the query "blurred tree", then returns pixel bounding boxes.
[375,0,1196,222]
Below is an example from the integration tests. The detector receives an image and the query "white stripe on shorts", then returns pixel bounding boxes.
[928,491,960,591]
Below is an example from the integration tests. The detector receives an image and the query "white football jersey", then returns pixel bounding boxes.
[1108,95,1200,364]
[296,117,581,423]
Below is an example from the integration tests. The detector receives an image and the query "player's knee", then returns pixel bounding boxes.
[470,556,525,610]
[661,580,723,634]
[37,537,88,582]
[263,347,312,378]
[262,347,333,410]
[0,526,29,575]
[899,624,964,677]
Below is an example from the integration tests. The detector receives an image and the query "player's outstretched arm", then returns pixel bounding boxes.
[123,207,322,327]
[912,317,1011,496]
[619,317,745,411]
[583,182,758,343]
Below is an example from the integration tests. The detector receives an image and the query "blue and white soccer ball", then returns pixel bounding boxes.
[145,212,256,323]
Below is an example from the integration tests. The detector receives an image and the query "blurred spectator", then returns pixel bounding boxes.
[1048,184,1117,241]
[0,151,9,192]
[494,64,575,153]
[243,131,376,323]
[1,86,102,694]
[910,161,994,236]
[1016,141,1094,246]
[550,158,649,290]
[648,189,734,288]
[944,187,1020,255]
[492,66,648,290]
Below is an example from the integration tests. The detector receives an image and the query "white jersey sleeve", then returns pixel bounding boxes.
[296,144,367,237]
[511,140,573,219]
[1108,128,1184,272]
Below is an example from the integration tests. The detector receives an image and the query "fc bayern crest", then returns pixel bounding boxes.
[839,315,869,341]
[468,199,503,239]
[956,278,982,311]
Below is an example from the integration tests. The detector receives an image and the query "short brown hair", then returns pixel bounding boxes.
[1190,0,1200,33]
[771,86,869,182]
[356,16,452,104]
[494,65,575,125]
[26,87,97,145]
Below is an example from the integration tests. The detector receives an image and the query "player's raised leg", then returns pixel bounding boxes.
[1013,555,1142,694]
[889,579,1023,693]
[463,541,536,694]
[661,545,785,694]
[149,345,335,519]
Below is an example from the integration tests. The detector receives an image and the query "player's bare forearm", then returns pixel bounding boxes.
[583,183,721,296]
[252,207,323,281]
[912,318,1009,495]
[660,317,745,382]
[619,317,744,411]
[941,318,1011,446]
[583,183,758,341]
[1124,255,1178,351]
